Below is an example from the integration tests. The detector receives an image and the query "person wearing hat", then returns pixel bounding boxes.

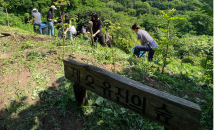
[88,12,106,47]
[31,8,42,34]
[82,24,90,42]
[47,5,57,37]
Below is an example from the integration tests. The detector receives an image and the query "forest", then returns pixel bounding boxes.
[0,0,213,129]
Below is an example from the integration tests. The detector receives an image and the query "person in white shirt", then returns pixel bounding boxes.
[58,13,76,40]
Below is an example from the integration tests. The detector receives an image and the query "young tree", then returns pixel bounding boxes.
[0,0,10,26]
[159,8,184,73]
[54,0,70,58]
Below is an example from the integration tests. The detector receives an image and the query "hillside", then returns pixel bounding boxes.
[0,24,213,129]
[0,0,213,129]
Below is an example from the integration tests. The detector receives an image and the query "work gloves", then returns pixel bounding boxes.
[53,20,57,22]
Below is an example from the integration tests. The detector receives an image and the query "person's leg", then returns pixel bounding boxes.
[58,28,63,38]
[133,45,150,57]
[84,36,88,42]
[73,34,76,41]
[39,24,42,34]
[47,22,51,36]
[107,40,112,48]
[98,35,106,47]
[51,22,54,36]
[148,49,155,61]
[67,31,73,40]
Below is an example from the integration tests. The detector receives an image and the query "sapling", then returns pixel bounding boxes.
[159,8,185,74]
[54,0,70,58]
[103,19,121,71]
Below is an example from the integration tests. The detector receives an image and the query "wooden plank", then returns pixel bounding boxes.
[63,58,201,130]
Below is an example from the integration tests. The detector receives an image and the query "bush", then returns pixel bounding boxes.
[182,57,195,65]
[0,7,23,27]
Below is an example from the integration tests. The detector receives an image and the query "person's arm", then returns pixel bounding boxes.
[83,31,89,34]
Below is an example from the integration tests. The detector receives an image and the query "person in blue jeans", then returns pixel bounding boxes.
[132,22,158,61]
[47,5,57,37]
[31,8,42,34]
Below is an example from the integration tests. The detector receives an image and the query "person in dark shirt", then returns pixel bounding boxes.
[47,5,57,37]
[132,22,158,61]
[89,12,106,47]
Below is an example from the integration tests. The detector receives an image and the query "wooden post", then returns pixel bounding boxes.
[90,27,94,47]
[164,126,170,130]
[6,8,9,27]
[73,82,88,106]
[89,21,94,47]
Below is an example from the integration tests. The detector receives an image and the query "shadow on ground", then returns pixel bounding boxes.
[0,77,84,130]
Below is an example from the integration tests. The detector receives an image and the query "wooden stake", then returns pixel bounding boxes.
[90,24,94,47]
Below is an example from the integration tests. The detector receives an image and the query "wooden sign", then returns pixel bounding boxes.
[63,58,201,130]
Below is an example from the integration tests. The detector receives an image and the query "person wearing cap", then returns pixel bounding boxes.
[47,5,57,37]
[88,12,106,47]
[82,24,90,42]
[31,8,42,34]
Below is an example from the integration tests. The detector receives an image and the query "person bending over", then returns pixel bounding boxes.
[82,24,90,42]
[88,12,106,47]
[31,8,42,34]
[58,13,74,40]
[132,22,157,61]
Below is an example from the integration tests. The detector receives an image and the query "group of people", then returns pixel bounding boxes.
[31,5,77,40]
[31,5,157,61]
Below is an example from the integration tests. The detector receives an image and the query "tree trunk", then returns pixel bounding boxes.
[6,8,9,27]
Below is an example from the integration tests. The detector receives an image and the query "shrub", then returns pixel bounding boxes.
[182,57,195,65]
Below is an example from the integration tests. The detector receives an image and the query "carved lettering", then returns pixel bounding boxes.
[154,104,173,125]
[85,75,95,89]
[101,82,113,98]
[71,67,80,83]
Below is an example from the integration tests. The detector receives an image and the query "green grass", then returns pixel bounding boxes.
[0,25,213,130]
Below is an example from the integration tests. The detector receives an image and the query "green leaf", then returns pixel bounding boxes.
[95,96,104,106]
[102,108,112,114]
